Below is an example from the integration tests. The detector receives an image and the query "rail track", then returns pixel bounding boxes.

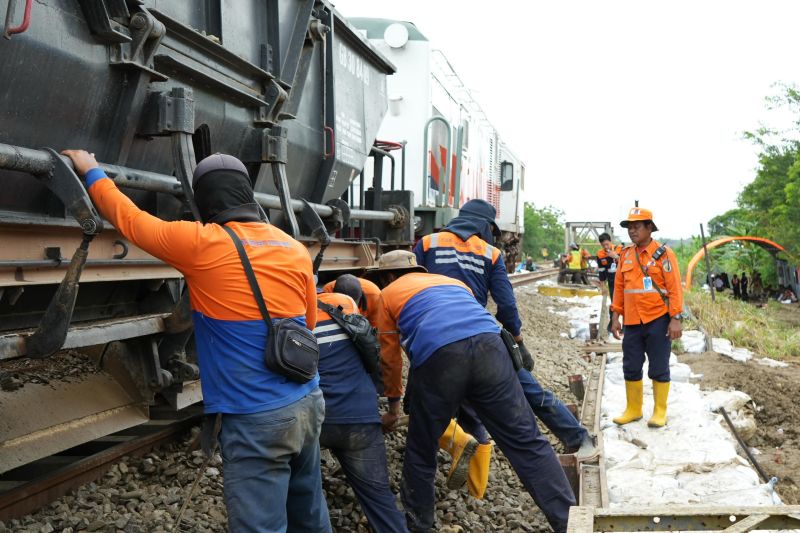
[508,267,560,287]
[0,406,202,521]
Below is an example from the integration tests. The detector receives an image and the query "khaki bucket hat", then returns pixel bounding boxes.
[363,250,427,282]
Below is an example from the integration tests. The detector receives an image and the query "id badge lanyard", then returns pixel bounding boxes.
[633,246,669,307]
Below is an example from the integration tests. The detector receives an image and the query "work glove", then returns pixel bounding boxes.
[381,400,402,433]
[518,339,534,371]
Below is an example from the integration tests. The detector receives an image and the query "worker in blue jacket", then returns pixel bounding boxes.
[370,251,575,533]
[414,199,597,498]
[315,276,407,533]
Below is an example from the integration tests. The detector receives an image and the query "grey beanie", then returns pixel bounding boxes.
[192,153,249,188]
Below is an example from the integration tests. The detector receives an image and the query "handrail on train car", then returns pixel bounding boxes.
[422,116,451,208]
[0,142,400,225]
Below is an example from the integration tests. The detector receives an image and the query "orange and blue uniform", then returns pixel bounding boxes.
[376,271,576,532]
[314,292,379,424]
[597,244,623,297]
[611,240,683,326]
[596,244,622,279]
[314,291,407,531]
[611,240,683,382]
[322,277,382,326]
[86,174,318,414]
[375,272,499,399]
[413,231,522,336]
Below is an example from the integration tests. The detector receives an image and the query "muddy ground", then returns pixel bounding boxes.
[681,351,800,504]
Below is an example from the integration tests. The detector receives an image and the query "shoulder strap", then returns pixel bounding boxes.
[633,245,669,308]
[222,226,274,334]
[317,299,343,321]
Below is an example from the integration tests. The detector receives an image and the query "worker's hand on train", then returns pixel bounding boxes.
[667,318,682,340]
[610,313,623,340]
[381,399,401,432]
[61,149,98,177]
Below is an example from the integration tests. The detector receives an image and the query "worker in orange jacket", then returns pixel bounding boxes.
[610,207,684,428]
[368,251,575,533]
[61,150,330,532]
[322,276,382,326]
[596,232,622,299]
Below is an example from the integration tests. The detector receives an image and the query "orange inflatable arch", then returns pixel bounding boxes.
[684,236,785,288]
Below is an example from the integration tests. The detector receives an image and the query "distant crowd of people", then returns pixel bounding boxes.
[713,270,797,304]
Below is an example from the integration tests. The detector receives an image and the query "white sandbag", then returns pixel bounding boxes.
[711,338,753,362]
[681,330,707,353]
[757,357,789,368]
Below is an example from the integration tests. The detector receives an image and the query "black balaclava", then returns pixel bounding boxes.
[192,153,263,225]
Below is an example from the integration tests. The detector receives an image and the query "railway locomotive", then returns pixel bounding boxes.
[0,1,524,473]
[350,18,526,270]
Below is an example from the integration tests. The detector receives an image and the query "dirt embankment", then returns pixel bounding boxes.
[681,351,800,504]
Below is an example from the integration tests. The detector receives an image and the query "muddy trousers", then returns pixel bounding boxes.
[219,388,332,533]
[458,369,588,450]
[622,313,671,382]
[319,423,408,533]
[401,333,575,533]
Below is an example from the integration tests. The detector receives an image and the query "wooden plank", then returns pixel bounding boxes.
[721,514,769,533]
[580,345,622,353]
[567,506,595,533]
[595,506,797,517]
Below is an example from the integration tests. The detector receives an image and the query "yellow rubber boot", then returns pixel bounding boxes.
[613,380,643,425]
[647,381,670,428]
[467,443,493,499]
[438,420,479,490]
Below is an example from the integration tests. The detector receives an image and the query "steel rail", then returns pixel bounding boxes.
[508,267,559,287]
[0,413,201,521]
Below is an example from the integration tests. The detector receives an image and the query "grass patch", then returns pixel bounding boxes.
[684,290,800,360]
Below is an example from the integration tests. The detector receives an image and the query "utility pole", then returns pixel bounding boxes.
[700,223,715,303]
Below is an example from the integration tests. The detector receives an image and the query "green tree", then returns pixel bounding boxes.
[522,203,565,261]
[699,83,800,287]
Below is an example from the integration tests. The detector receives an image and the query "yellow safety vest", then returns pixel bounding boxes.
[568,250,583,270]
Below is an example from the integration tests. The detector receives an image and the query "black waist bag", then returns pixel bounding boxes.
[500,329,523,372]
[317,300,380,374]
[223,226,319,384]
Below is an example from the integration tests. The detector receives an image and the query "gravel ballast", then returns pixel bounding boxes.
[4,285,589,532]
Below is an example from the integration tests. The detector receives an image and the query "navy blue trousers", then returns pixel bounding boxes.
[402,333,575,533]
[319,423,407,533]
[622,313,671,382]
[458,369,588,449]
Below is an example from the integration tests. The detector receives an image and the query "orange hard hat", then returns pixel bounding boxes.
[620,207,659,231]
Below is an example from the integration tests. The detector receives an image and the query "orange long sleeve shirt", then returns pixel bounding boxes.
[611,240,683,326]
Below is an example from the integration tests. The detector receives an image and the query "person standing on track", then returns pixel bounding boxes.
[610,207,684,429]
[370,250,576,533]
[62,149,331,532]
[413,199,596,499]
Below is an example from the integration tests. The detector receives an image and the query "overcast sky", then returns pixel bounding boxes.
[333,0,799,239]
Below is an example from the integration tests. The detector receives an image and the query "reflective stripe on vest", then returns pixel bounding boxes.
[623,289,659,294]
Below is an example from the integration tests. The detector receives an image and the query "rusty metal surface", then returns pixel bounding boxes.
[0,373,149,474]
[0,314,169,361]
[0,413,200,522]
[0,225,179,286]
[305,239,378,271]
[577,354,609,508]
